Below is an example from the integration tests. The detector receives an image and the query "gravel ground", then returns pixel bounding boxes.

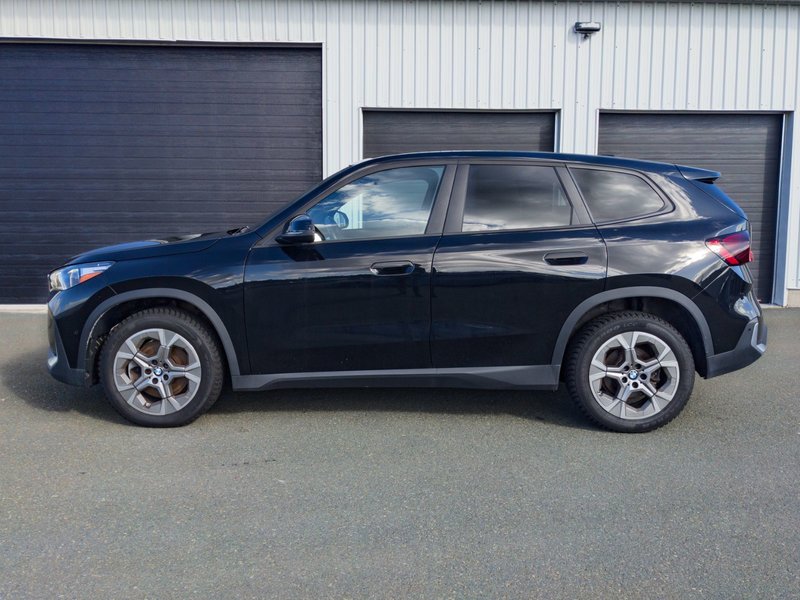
[0,309,798,599]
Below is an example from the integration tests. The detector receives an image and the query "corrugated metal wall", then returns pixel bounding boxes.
[1,0,799,296]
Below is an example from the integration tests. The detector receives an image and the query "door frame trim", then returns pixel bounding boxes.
[0,37,323,49]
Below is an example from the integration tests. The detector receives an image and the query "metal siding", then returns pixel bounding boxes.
[598,112,783,303]
[0,43,322,303]
[0,0,798,294]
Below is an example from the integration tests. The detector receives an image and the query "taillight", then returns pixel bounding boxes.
[705,231,753,266]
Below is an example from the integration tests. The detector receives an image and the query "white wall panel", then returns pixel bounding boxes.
[0,0,799,295]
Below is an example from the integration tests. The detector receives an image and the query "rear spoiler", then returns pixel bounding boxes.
[676,164,721,183]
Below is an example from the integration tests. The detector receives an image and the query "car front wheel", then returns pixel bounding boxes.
[100,308,224,427]
[565,311,695,433]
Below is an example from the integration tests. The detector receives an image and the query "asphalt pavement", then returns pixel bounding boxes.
[1,309,798,599]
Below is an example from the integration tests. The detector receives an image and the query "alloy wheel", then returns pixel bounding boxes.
[588,330,680,420]
[112,328,202,416]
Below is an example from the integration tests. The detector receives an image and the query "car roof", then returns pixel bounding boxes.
[358,150,681,175]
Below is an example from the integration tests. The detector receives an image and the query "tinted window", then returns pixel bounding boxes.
[308,166,444,241]
[571,168,665,223]
[461,165,573,232]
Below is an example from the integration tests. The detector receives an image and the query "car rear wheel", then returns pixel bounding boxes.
[100,308,224,427]
[565,311,695,433]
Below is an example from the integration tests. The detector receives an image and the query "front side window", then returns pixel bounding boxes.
[570,168,665,223]
[308,166,444,241]
[461,164,573,232]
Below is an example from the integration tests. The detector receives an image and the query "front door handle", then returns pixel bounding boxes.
[370,260,416,276]
[544,251,589,266]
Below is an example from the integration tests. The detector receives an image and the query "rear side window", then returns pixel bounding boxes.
[462,164,573,232]
[570,168,665,223]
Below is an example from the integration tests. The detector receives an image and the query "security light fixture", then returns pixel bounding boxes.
[574,21,601,38]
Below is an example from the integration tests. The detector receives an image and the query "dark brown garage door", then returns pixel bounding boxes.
[363,110,556,158]
[598,112,782,303]
[0,43,322,303]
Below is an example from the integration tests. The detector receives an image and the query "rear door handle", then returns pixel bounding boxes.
[370,260,416,276]
[544,251,589,266]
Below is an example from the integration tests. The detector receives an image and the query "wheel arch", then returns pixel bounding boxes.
[78,288,241,381]
[552,287,714,377]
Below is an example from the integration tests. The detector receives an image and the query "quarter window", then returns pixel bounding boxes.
[308,166,444,241]
[461,164,573,232]
[570,168,665,223]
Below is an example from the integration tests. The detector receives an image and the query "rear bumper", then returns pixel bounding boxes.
[47,309,87,387]
[705,315,767,379]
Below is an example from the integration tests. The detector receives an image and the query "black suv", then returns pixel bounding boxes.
[47,152,766,432]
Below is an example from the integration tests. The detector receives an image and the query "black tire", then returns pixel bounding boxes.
[100,307,224,427]
[565,311,695,433]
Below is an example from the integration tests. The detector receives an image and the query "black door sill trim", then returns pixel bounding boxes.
[232,365,559,391]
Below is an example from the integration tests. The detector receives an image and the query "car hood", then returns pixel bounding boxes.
[66,230,229,265]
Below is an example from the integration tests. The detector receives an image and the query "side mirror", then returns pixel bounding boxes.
[276,214,316,245]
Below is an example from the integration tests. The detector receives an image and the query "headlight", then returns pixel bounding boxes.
[48,262,114,292]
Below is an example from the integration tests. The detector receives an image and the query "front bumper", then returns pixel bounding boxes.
[705,315,767,379]
[47,309,87,387]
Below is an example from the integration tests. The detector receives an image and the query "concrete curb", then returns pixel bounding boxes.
[0,304,48,313]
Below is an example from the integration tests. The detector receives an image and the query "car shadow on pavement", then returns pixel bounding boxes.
[212,386,593,429]
[1,348,127,424]
[4,347,593,430]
